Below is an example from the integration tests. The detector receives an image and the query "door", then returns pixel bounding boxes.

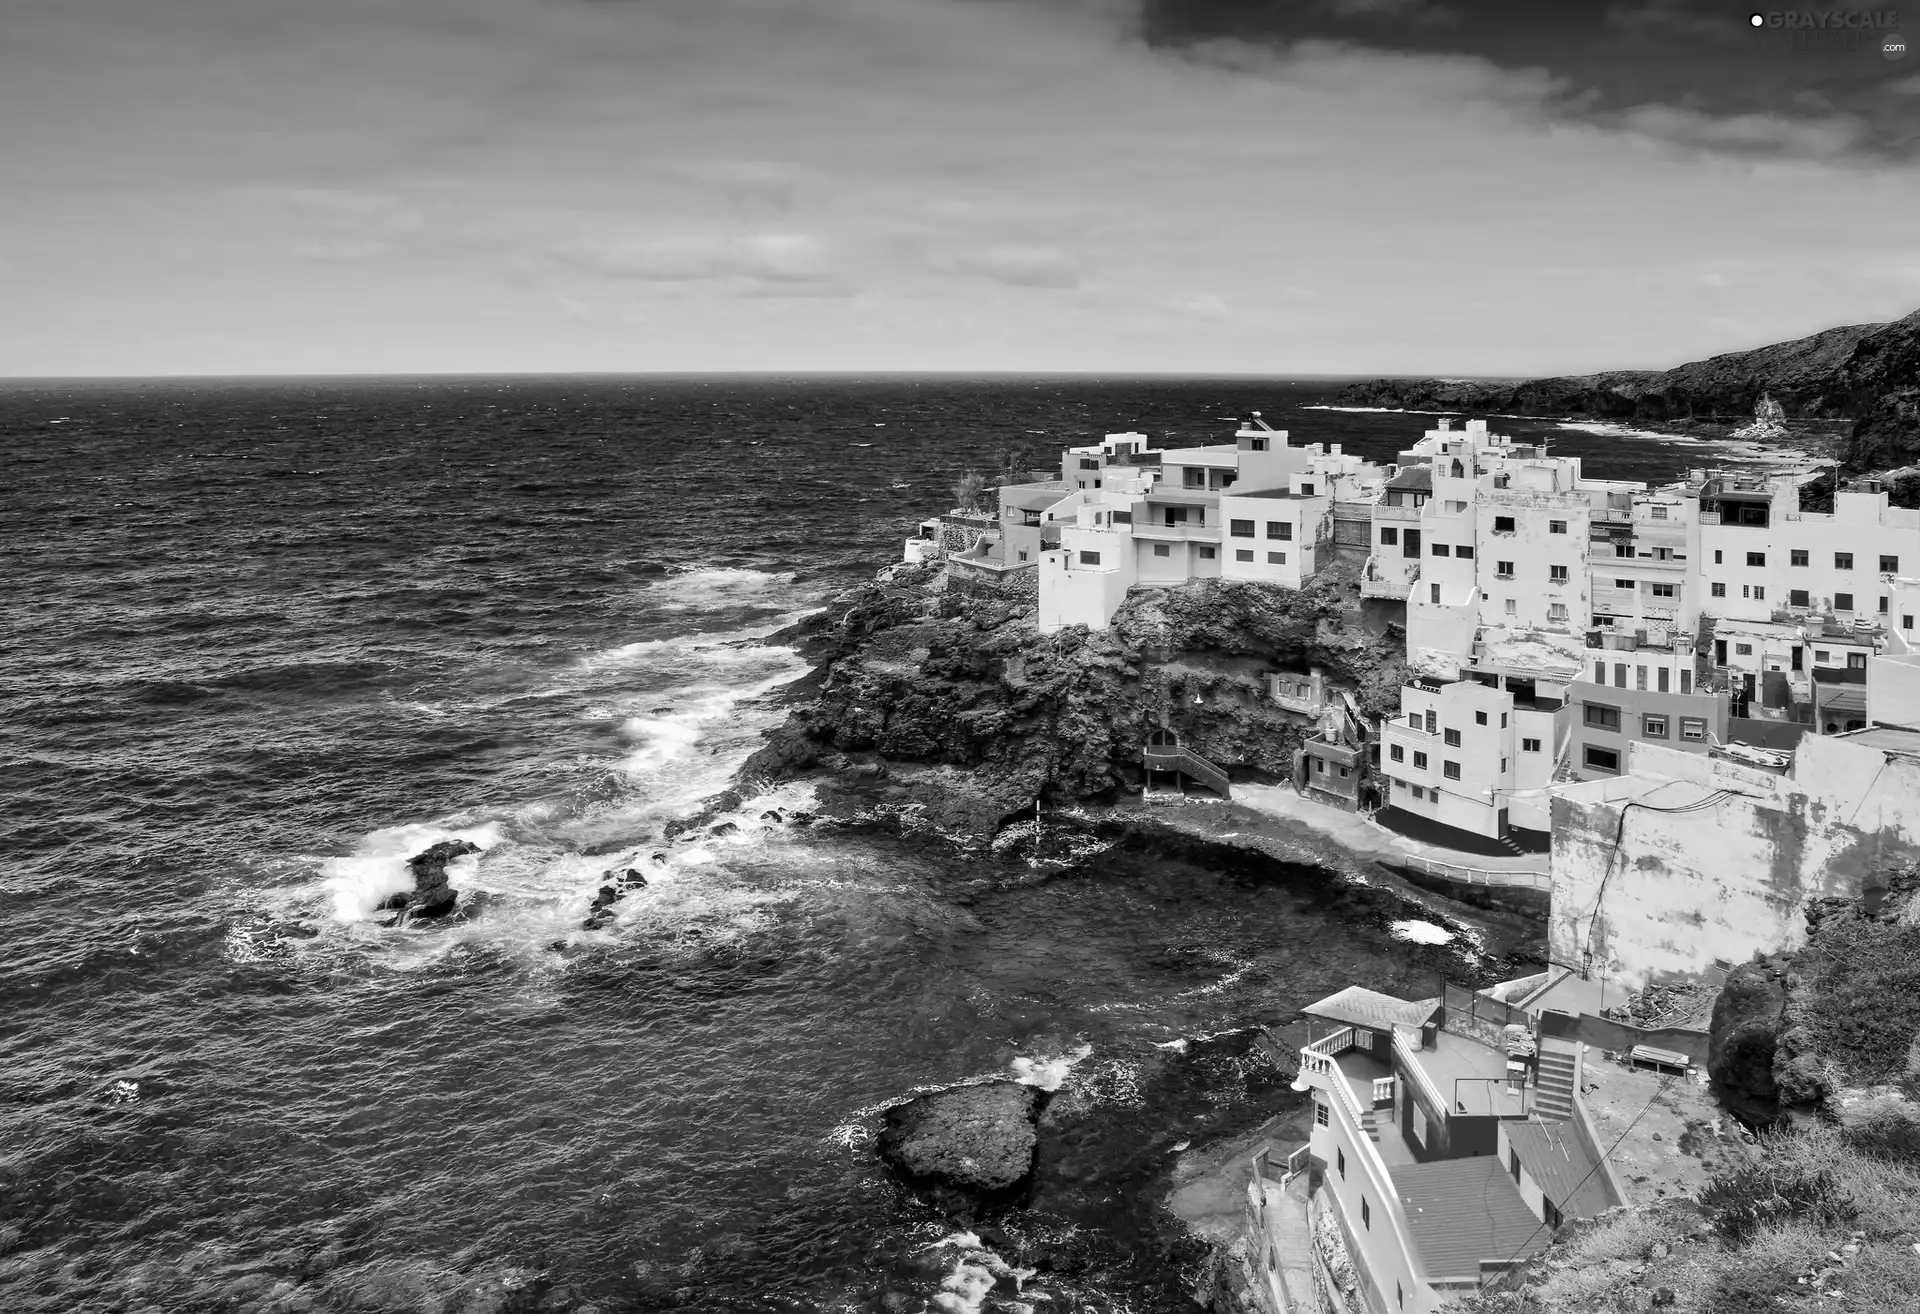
[1714,639,1727,666]
[1791,646,1803,672]
[1497,807,1510,838]
[1403,528,1422,559]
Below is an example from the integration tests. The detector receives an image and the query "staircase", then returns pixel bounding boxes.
[1142,744,1232,799]
[1358,1106,1382,1143]
[1534,1043,1579,1122]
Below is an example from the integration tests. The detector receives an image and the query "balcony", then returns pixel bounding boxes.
[1132,521,1221,543]
[1360,555,1417,599]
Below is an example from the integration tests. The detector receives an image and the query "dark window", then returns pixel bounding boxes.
[1881,596,1890,613]
[1658,666,1670,693]
[1494,515,1516,533]
[1544,1200,1563,1230]
[1457,545,1474,560]
[1681,717,1706,741]
[1849,652,1867,670]
[1510,1148,1521,1182]
[1078,458,1099,470]
[1496,560,1515,578]
[1714,550,1723,564]
[1198,546,1215,560]
[1413,751,1428,769]
[1583,744,1621,773]
[1300,482,1315,496]
[1268,551,1286,564]
[1790,589,1810,607]
[1522,737,1541,752]
[1584,703,1621,731]
[1711,582,1726,597]
[1152,543,1170,557]
[1791,549,1809,567]
[1432,542,1450,557]
[1615,663,1628,689]
[1444,728,1461,746]
[1883,555,1900,573]
[1443,760,1461,780]
[1550,565,1569,581]
[1111,510,1131,524]
[1616,578,1634,590]
[1475,711,1488,725]
[1389,744,1405,762]
[1746,552,1766,567]
[1836,552,1854,569]
[1906,615,1915,629]
[1078,551,1100,566]
[1183,467,1205,488]
[1230,518,1254,538]
[1315,1101,1329,1127]
[1425,710,1437,733]
[1338,1148,1346,1179]
[1380,527,1398,545]
[1235,549,1253,562]
[1549,520,1567,534]
[1269,521,1293,540]
[1361,1197,1370,1229]
[1836,592,1855,611]
[1501,712,1508,728]
[1643,714,1669,738]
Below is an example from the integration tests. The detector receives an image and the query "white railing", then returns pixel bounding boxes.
[1370,1076,1395,1105]
[1399,854,1551,891]
[1299,1028,1372,1130]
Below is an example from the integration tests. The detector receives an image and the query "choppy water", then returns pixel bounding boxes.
[1,377,1714,1313]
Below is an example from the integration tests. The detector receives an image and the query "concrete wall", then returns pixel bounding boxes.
[1037,532,1134,632]
[1547,738,1920,988]
[1308,1089,1436,1314]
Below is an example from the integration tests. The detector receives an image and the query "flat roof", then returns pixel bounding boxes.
[1159,444,1239,467]
[1505,1120,1619,1220]
[1832,726,1920,753]
[1399,1026,1524,1118]
[1391,1157,1550,1281]
[1229,487,1315,501]
[1303,986,1440,1031]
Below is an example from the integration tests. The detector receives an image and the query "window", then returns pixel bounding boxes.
[1836,552,1854,570]
[1548,603,1569,622]
[1268,551,1287,564]
[1380,527,1398,545]
[1711,582,1726,597]
[1413,751,1428,769]
[1425,710,1437,733]
[1475,711,1488,726]
[1235,549,1254,562]
[1583,745,1621,773]
[1754,586,1765,601]
[1584,703,1621,730]
[1881,596,1890,614]
[1457,545,1474,560]
[1443,761,1461,780]
[1300,482,1315,496]
[1522,737,1542,752]
[1504,599,1517,615]
[1616,578,1634,590]
[1510,1148,1522,1182]
[1637,665,1648,691]
[1198,546,1215,560]
[1079,550,1101,566]
[1544,1200,1563,1231]
[1849,651,1868,671]
[1836,592,1855,611]
[1651,583,1675,598]
[1616,544,1633,558]
[1496,561,1515,579]
[1361,1197,1371,1230]
[1747,552,1766,568]
[1907,615,1915,630]
[1549,564,1569,582]
[1493,515,1516,533]
[1183,467,1205,489]
[1338,1149,1346,1179]
[1549,520,1567,534]
[1390,744,1405,762]
[1500,712,1508,728]
[1315,1100,1328,1128]
[1078,458,1099,470]
[1789,589,1810,607]
[1614,663,1628,689]
[1735,642,1753,656]
[1681,669,1692,694]
[1593,660,1605,683]
[1682,717,1706,741]
[1643,714,1669,738]
[1430,584,1441,604]
[1444,728,1462,746]
[1268,521,1293,541]
[1111,510,1131,524]
[1658,666,1670,693]
[1816,649,1830,661]
[1152,543,1170,557]
[1432,542,1451,557]
[1883,555,1900,573]
[1791,549,1809,567]
[1411,785,1425,799]
[1714,550,1723,564]
[1230,518,1254,538]
[1650,505,1668,519]
[1315,758,1325,773]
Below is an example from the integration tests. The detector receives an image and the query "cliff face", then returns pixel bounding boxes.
[1338,308,1920,473]
[741,559,1405,839]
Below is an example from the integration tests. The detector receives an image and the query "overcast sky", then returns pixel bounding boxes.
[5,0,1919,377]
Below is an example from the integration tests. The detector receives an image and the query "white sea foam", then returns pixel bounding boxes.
[1390,918,1455,945]
[320,820,504,922]
[1010,1043,1093,1091]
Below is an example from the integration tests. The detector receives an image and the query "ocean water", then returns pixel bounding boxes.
[1,377,1715,1314]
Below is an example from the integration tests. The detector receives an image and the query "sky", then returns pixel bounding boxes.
[4,0,1920,377]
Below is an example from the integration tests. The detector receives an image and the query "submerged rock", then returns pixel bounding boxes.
[583,866,651,930]
[378,839,479,922]
[877,1080,1042,1206]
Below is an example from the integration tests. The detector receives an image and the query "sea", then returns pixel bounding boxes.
[1,376,1729,1314]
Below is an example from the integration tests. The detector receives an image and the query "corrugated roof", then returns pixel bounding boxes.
[1386,467,1433,491]
[1391,1156,1551,1281]
[1302,986,1441,1031]
[1504,1120,1619,1221]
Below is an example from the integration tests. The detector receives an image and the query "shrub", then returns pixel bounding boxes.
[1796,913,1920,1083]
[1699,1127,1857,1242]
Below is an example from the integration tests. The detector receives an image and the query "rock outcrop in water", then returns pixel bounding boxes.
[378,839,477,922]
[740,557,1406,841]
[583,865,650,930]
[1337,307,1920,476]
[878,1081,1043,1208]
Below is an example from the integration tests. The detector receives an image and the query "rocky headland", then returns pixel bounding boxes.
[1338,306,1920,476]
[738,555,1406,844]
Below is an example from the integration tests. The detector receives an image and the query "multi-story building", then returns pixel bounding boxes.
[1567,630,1728,779]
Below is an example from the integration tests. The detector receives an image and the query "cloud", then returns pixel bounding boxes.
[551,233,831,283]
[1318,0,1458,22]
[1608,104,1871,158]
[272,188,425,231]
[942,245,1082,289]
[1888,74,1920,96]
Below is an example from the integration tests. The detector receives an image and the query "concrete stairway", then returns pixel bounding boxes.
[1142,744,1232,798]
[1534,1044,1578,1122]
[1358,1106,1382,1143]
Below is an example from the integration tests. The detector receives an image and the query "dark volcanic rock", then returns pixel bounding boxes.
[1707,958,1789,1127]
[1339,309,1920,469]
[878,1081,1042,1200]
[378,839,478,921]
[583,866,650,930]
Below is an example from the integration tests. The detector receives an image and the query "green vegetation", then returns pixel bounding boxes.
[1787,913,1920,1091]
